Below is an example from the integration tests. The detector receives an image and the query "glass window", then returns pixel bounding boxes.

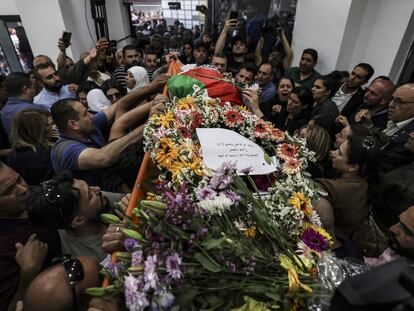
[0,45,11,76]
[6,22,33,72]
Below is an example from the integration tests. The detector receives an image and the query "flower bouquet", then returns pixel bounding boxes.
[89,92,333,310]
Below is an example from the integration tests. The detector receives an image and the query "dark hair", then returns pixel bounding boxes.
[0,75,6,87]
[316,75,341,97]
[239,62,257,77]
[122,45,139,57]
[4,72,32,97]
[213,52,227,60]
[291,86,314,107]
[101,79,125,97]
[302,48,318,63]
[355,63,374,81]
[50,98,80,132]
[77,81,99,95]
[278,76,295,88]
[372,75,391,83]
[27,171,79,229]
[194,41,209,51]
[347,126,381,177]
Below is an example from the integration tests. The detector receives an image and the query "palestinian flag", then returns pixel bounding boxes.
[167,65,244,106]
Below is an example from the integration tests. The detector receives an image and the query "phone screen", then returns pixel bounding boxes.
[62,31,72,45]
[229,11,238,20]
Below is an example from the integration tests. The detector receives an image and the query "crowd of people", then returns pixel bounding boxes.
[0,8,413,311]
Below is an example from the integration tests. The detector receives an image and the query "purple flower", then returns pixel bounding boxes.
[197,227,209,238]
[216,161,237,174]
[196,187,217,200]
[301,228,329,252]
[151,289,176,310]
[124,238,139,251]
[225,260,236,272]
[224,190,240,204]
[132,249,144,266]
[124,274,149,311]
[105,261,122,278]
[165,252,184,280]
[144,255,159,290]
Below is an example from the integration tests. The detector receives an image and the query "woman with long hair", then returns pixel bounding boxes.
[7,109,58,184]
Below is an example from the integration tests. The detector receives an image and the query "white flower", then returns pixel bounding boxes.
[198,193,233,216]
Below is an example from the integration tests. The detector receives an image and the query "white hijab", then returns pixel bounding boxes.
[86,89,111,112]
[127,66,149,93]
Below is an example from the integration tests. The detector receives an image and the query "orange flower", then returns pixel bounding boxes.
[288,192,313,217]
[277,143,300,161]
[282,158,303,174]
[155,137,179,168]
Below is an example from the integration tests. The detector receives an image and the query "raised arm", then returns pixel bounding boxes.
[78,124,144,170]
[280,29,293,70]
[214,18,237,54]
[56,38,68,71]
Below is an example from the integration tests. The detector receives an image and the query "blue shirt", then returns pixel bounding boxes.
[51,112,108,187]
[259,82,277,120]
[34,85,76,110]
[1,97,47,137]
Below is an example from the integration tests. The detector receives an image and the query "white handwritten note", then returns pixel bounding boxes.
[196,128,279,175]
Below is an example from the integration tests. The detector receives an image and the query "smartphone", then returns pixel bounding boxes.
[61,31,72,45]
[107,39,117,56]
[229,11,238,20]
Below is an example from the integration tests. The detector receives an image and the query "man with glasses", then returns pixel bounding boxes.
[0,162,61,311]
[33,64,77,110]
[379,83,414,174]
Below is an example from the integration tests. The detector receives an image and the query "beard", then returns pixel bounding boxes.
[44,82,62,92]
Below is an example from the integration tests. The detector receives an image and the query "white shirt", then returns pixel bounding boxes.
[383,117,414,137]
[331,83,358,112]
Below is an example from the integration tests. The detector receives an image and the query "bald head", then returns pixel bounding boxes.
[24,256,100,311]
[388,83,414,123]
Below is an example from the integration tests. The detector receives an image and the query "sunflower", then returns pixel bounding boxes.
[176,96,197,110]
[301,222,332,244]
[300,224,331,252]
[288,192,313,217]
[155,111,175,128]
[155,137,179,168]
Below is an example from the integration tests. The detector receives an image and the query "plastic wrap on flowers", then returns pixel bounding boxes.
[307,252,367,310]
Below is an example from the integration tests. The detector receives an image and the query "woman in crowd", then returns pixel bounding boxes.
[311,75,340,134]
[179,40,195,65]
[297,122,331,178]
[86,89,111,113]
[7,109,58,184]
[126,66,150,93]
[315,127,384,257]
[269,86,313,134]
[260,77,294,120]
[77,81,100,108]
[101,79,125,105]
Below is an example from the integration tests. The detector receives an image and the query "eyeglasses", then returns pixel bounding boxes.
[52,255,84,311]
[40,180,60,204]
[34,62,55,70]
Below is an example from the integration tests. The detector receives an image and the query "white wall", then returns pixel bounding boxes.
[14,0,70,62]
[291,0,353,75]
[349,0,414,81]
[106,0,132,49]
[0,0,18,15]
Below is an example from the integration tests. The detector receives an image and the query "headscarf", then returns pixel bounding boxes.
[86,89,111,112]
[127,66,149,93]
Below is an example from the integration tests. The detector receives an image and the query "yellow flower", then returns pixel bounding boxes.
[169,160,186,181]
[244,227,257,239]
[231,296,271,311]
[288,267,313,294]
[176,96,197,110]
[205,98,218,106]
[155,137,179,168]
[155,111,175,128]
[288,192,313,217]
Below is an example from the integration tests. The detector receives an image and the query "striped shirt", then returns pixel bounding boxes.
[113,66,128,89]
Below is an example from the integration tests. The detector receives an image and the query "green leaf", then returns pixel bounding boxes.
[193,252,222,272]
[201,237,226,250]
[85,287,106,297]
[100,213,121,224]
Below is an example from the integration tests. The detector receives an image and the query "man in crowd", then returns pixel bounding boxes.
[215,17,248,76]
[150,33,165,59]
[285,48,321,90]
[379,83,414,174]
[234,63,257,86]
[1,72,46,136]
[0,162,61,310]
[331,63,374,118]
[257,63,277,119]
[351,77,395,129]
[33,64,77,110]
[143,50,158,82]
[211,52,228,75]
[113,45,142,89]
[193,41,210,67]
[27,171,126,262]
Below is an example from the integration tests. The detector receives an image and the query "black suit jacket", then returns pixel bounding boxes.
[379,119,414,175]
[341,87,365,119]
